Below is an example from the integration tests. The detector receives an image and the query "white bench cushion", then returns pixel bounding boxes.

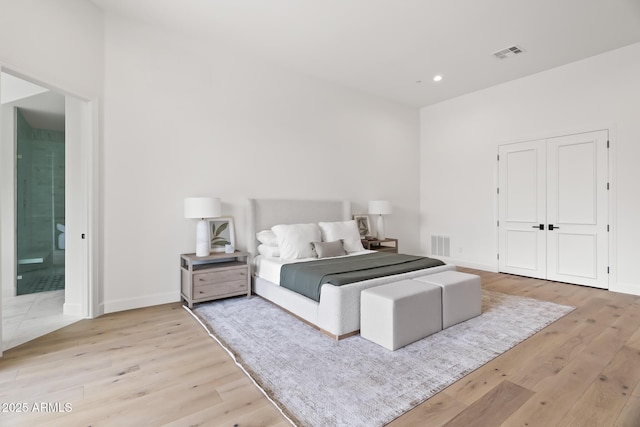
[413,270,481,328]
[360,279,442,351]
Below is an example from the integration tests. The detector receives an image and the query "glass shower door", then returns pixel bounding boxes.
[15,108,65,295]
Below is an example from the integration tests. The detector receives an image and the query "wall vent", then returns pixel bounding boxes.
[431,235,450,257]
[493,45,524,60]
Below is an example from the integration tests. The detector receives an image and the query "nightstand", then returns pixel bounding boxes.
[361,238,398,253]
[180,251,250,308]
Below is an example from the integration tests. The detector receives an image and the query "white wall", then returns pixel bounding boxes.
[420,42,640,295]
[0,0,103,99]
[102,14,420,312]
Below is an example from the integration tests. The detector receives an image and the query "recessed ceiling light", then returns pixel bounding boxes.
[433,75,443,82]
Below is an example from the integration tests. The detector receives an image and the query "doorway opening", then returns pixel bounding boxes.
[1,71,79,351]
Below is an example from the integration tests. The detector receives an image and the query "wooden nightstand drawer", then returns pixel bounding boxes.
[194,279,248,299]
[193,265,247,286]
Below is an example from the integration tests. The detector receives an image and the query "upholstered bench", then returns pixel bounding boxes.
[360,279,442,351]
[413,270,481,329]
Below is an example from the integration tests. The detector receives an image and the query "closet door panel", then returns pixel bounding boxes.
[555,233,597,277]
[498,140,546,278]
[555,141,597,224]
[546,130,608,288]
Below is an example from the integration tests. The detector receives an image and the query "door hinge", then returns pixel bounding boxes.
[607,224,610,232]
[497,253,500,260]
[497,187,500,194]
[607,140,610,148]
[497,220,499,227]
[497,154,500,161]
[607,266,610,274]
[607,182,610,190]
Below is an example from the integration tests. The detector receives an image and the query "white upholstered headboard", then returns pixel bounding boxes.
[247,198,351,256]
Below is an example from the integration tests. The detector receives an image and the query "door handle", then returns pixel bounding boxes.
[531,224,544,230]
[548,224,560,230]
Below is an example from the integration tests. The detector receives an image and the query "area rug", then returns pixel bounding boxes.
[188,291,573,427]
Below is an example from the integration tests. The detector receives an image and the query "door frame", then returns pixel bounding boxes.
[0,66,101,356]
[496,125,616,289]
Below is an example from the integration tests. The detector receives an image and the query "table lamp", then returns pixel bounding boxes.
[368,200,392,240]
[184,197,221,256]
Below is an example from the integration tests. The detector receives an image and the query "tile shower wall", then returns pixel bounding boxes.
[16,109,65,262]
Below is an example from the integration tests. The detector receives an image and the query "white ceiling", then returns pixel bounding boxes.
[0,73,48,105]
[1,72,65,131]
[92,0,640,107]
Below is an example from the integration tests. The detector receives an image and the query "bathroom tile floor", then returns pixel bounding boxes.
[17,267,65,295]
[2,290,81,351]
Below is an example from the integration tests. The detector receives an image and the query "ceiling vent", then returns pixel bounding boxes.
[493,45,524,60]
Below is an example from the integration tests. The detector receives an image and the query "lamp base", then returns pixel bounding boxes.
[376,214,386,241]
[195,219,210,257]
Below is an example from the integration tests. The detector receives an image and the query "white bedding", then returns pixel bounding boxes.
[253,250,376,285]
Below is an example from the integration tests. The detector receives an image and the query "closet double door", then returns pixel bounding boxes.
[498,130,609,289]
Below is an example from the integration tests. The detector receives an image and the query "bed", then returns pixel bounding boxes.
[247,198,456,339]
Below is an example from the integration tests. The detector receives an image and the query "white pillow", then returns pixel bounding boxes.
[318,220,365,253]
[256,230,278,246]
[257,244,280,258]
[271,223,321,259]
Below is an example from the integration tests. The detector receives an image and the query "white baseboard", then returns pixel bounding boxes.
[421,254,497,273]
[63,302,83,317]
[452,259,498,273]
[95,302,105,318]
[609,281,640,297]
[103,291,180,314]
[422,253,640,296]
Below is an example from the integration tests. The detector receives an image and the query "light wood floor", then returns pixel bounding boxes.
[1,269,639,426]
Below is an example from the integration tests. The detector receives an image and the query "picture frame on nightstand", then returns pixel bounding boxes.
[353,214,371,238]
[208,216,236,253]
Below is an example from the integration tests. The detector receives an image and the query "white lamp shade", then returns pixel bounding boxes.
[184,197,221,219]
[368,200,392,215]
